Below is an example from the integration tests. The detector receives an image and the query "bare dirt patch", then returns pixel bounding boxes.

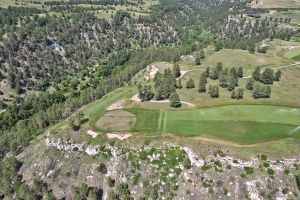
[131,93,141,103]
[107,100,124,111]
[87,130,98,138]
[107,133,132,140]
[147,65,159,79]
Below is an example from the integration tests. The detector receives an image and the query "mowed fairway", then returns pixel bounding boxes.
[284,47,300,61]
[128,105,300,144]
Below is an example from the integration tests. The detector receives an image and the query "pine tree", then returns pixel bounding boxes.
[235,88,244,99]
[0,71,4,81]
[139,84,154,101]
[237,67,243,78]
[248,43,255,54]
[215,42,222,51]
[230,67,237,78]
[210,85,219,98]
[252,84,261,99]
[252,67,261,81]
[195,54,201,65]
[200,72,207,83]
[227,77,235,91]
[231,90,236,99]
[199,49,205,59]
[246,78,254,90]
[274,70,281,81]
[260,68,274,84]
[199,82,206,93]
[169,92,181,108]
[173,63,181,78]
[206,67,210,78]
[15,82,23,94]
[186,78,195,88]
[177,79,182,89]
[199,73,207,93]
[219,74,228,88]
[262,85,271,98]
[216,62,223,72]
[210,67,219,80]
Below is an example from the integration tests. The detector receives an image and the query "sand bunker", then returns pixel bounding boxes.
[107,133,132,140]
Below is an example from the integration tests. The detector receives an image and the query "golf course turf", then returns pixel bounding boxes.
[125,105,300,144]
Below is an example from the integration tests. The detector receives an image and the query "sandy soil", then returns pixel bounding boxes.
[280,46,300,50]
[131,93,141,103]
[147,65,159,79]
[178,69,204,80]
[107,133,132,140]
[107,100,124,111]
[87,130,98,138]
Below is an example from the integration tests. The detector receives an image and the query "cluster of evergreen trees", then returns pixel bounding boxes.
[195,62,244,99]
[0,9,178,95]
[245,67,282,99]
[138,84,154,102]
[138,63,182,108]
[252,84,272,99]
[252,67,281,84]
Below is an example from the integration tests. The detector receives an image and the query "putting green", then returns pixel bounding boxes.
[127,105,300,144]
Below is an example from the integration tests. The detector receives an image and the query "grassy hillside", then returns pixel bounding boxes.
[251,0,300,8]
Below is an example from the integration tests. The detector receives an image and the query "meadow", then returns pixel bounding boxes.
[261,10,300,27]
[251,0,300,9]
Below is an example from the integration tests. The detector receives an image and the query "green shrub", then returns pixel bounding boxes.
[282,188,288,194]
[244,166,254,175]
[66,171,72,177]
[143,179,150,187]
[183,158,192,169]
[263,162,270,168]
[261,154,268,161]
[97,163,107,174]
[240,173,246,178]
[107,176,115,187]
[284,169,289,175]
[201,164,212,171]
[295,175,300,191]
[267,168,275,176]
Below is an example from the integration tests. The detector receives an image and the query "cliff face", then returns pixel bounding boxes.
[18,132,300,199]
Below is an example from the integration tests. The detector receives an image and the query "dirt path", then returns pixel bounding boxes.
[243,62,300,79]
[178,69,204,80]
[280,46,300,50]
[149,99,195,107]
